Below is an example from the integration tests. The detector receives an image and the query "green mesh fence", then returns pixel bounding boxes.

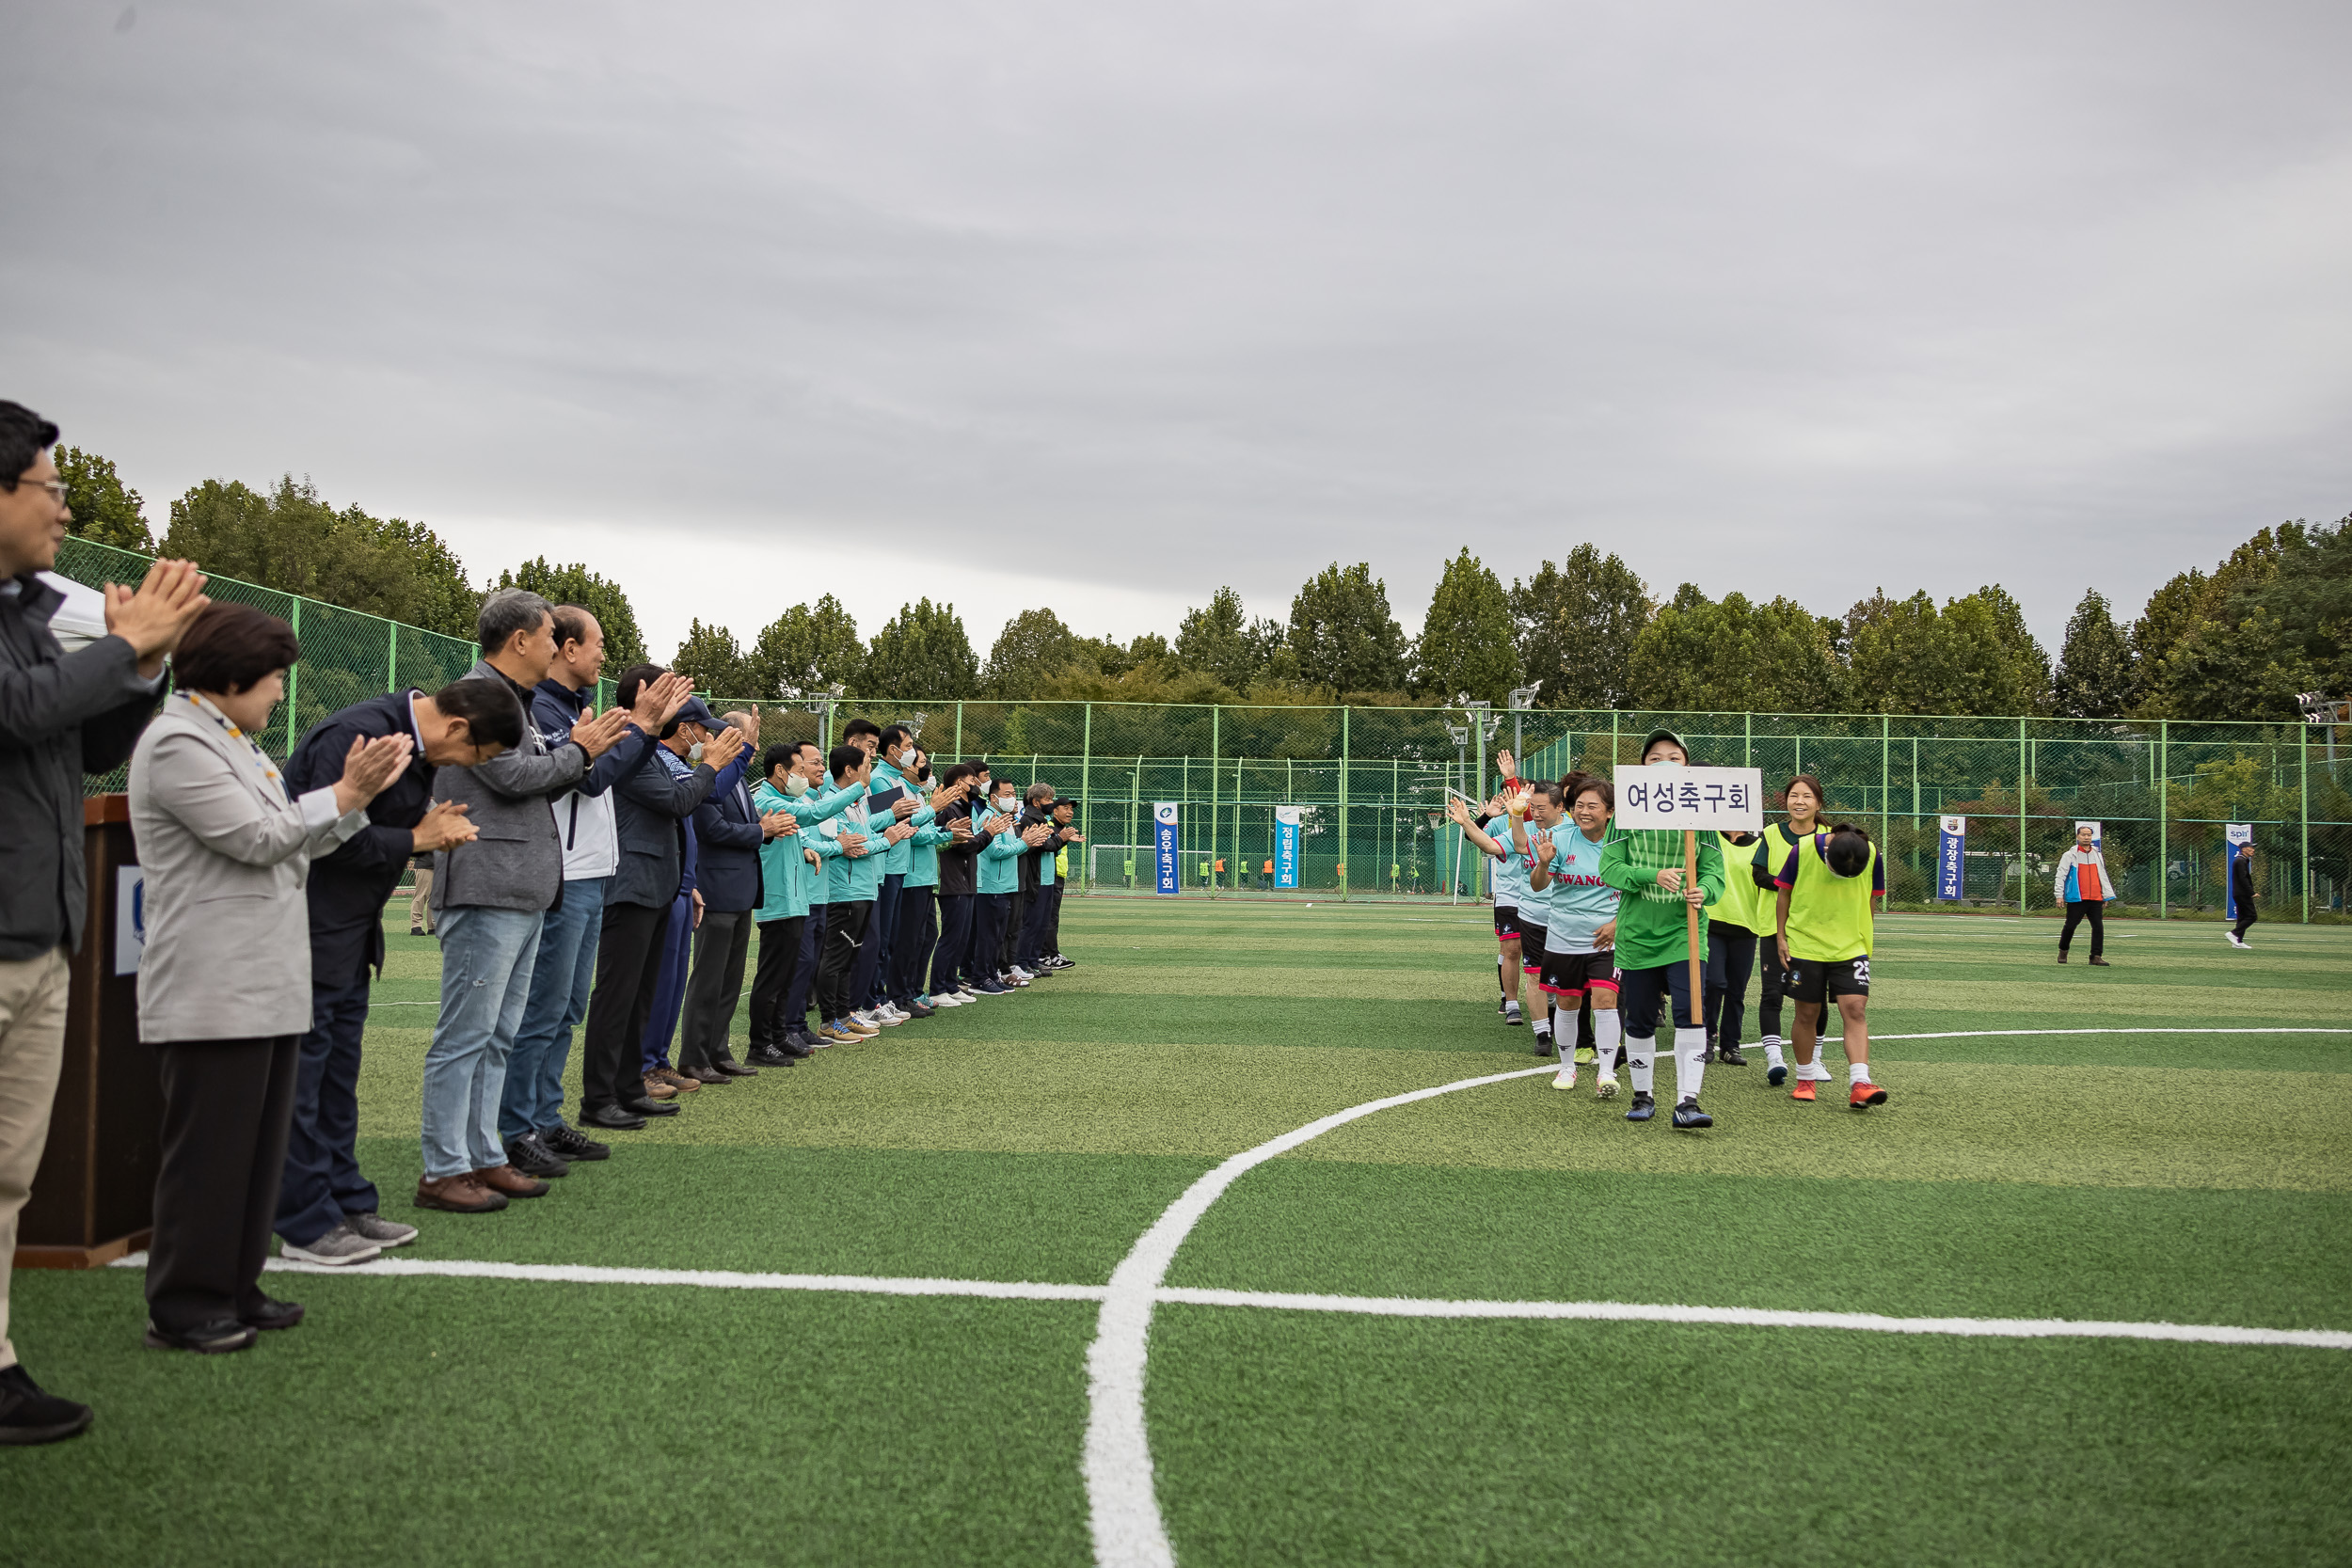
[55,535,2352,919]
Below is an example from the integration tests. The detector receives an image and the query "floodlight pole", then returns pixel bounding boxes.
[1508,681,1542,766]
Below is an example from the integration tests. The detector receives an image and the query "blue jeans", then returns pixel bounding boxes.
[866,873,905,1006]
[422,906,544,1180]
[277,961,377,1246]
[501,876,607,1140]
[639,893,693,1075]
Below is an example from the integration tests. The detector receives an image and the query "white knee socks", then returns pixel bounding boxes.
[1594,1009,1622,1074]
[1676,1034,1707,1103]
[1627,1036,1655,1094]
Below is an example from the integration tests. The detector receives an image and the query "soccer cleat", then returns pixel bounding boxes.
[1551,1066,1576,1090]
[1850,1080,1888,1109]
[1672,1098,1712,1130]
[1790,1080,1816,1102]
[1767,1063,1788,1086]
[1624,1091,1656,1122]
[1574,1045,1596,1066]
[1594,1075,1619,1101]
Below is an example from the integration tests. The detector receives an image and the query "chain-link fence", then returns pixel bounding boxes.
[56,535,2351,919]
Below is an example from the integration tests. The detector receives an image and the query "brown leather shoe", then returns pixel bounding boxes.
[682,1065,730,1085]
[471,1164,550,1199]
[641,1075,679,1100]
[415,1173,507,1213]
[651,1066,701,1093]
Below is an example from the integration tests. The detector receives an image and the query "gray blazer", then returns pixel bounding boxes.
[128,698,368,1042]
[430,659,588,913]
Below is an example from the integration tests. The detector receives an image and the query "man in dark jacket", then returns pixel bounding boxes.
[577,674,743,1130]
[274,682,521,1266]
[930,763,980,999]
[678,709,789,1082]
[0,401,204,1447]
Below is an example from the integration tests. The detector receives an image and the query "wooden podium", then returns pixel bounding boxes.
[13,796,163,1269]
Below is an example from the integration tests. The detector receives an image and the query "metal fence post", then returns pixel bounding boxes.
[2302,729,2311,923]
[386,617,399,695]
[2158,720,2169,920]
[1210,705,1220,898]
[282,597,302,757]
[1340,706,1350,898]
[2017,717,2027,916]
[954,700,963,762]
[1880,714,1890,848]
[1082,702,1093,889]
[1744,710,1752,767]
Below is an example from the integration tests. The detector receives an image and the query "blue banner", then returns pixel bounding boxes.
[1274,806,1301,889]
[1153,803,1181,895]
[1936,815,1965,901]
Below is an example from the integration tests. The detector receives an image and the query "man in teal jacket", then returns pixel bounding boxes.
[892,749,969,1015]
[813,745,909,1042]
[747,740,866,1062]
[971,773,1033,991]
[863,724,935,1019]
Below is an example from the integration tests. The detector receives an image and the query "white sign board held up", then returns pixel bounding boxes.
[1613,766,1766,834]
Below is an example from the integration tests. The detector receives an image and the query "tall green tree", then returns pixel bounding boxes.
[160,476,478,639]
[1175,586,1272,690]
[744,595,864,698]
[1507,545,1650,710]
[672,618,749,696]
[1413,548,1518,703]
[983,608,1078,699]
[865,598,978,697]
[54,445,154,552]
[2052,590,2134,719]
[2130,522,2334,720]
[1960,583,2053,714]
[1629,591,1846,714]
[496,558,647,667]
[1846,590,2038,716]
[1287,562,1409,695]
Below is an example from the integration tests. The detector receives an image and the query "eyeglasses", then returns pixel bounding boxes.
[12,480,67,505]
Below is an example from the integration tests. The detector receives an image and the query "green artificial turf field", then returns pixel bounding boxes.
[6,900,2348,1566]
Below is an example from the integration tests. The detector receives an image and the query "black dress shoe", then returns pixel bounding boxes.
[780,1033,818,1057]
[582,1104,649,1131]
[620,1096,680,1117]
[712,1058,757,1077]
[243,1296,306,1332]
[0,1365,93,1446]
[746,1045,799,1068]
[1718,1042,1747,1066]
[145,1318,257,1354]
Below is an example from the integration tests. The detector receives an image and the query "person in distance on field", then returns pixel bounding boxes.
[1013,783,1069,981]
[1597,729,1725,1130]
[2227,841,2258,949]
[748,738,869,1059]
[277,679,518,1268]
[2053,823,2116,967]
[1772,821,1889,1109]
[1751,774,1827,1087]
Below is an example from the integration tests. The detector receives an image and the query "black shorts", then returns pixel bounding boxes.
[1541,947,1619,999]
[1518,923,1547,976]
[1788,955,1870,1004]
[1494,906,1521,943]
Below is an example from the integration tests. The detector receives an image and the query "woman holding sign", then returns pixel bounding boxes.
[1597,730,1726,1130]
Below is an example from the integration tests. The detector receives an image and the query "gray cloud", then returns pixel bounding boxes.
[5,0,2348,657]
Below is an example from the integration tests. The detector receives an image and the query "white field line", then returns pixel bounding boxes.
[1082,1064,1556,1568]
[104,1251,2352,1353]
[1872,1027,2351,1040]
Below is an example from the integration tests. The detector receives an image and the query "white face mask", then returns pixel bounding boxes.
[688,742,705,763]
[784,773,812,797]
[995,795,1016,816]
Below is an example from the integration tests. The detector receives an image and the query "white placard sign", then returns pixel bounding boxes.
[1613,766,1766,833]
[114,864,147,976]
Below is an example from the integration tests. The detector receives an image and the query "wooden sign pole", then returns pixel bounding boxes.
[1683,828,1702,1022]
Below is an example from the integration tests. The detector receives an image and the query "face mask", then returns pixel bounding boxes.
[688,742,705,763]
[784,773,811,797]
[995,796,1015,815]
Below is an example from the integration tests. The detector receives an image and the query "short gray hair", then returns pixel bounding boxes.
[478,588,554,656]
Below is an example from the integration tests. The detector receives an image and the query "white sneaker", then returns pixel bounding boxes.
[1010,965,1036,981]
[2226,933,2249,948]
[850,1009,879,1029]
[881,1003,909,1022]
[876,1007,906,1027]
[930,992,963,1007]
[1551,1066,1576,1090]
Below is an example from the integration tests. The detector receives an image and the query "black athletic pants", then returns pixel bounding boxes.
[973,893,1010,982]
[580,899,667,1114]
[1017,883,1057,968]
[787,904,827,1027]
[932,893,974,995]
[1042,881,1066,956]
[750,915,807,1047]
[1704,926,1759,1050]
[148,1035,299,1334]
[1756,928,1792,1040]
[893,885,937,1004]
[2059,899,2106,958]
[818,898,873,1022]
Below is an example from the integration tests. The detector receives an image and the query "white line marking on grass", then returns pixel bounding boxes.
[1872,1027,2351,1041]
[1082,1063,1555,1568]
[1151,1289,2352,1350]
[107,1251,2352,1354]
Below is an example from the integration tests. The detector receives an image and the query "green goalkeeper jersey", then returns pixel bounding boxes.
[1597,825,1725,970]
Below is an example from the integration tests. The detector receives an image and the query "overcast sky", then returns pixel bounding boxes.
[6,0,2349,661]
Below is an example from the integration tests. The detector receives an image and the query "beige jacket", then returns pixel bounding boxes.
[127,697,368,1042]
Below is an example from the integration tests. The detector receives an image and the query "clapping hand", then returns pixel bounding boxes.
[630,672,694,731]
[950,817,974,842]
[883,820,915,845]
[105,559,210,678]
[891,796,917,821]
[840,832,868,858]
[570,707,631,759]
[331,733,414,816]
[759,810,798,840]
[410,800,475,852]
[701,725,749,771]
[1021,824,1051,847]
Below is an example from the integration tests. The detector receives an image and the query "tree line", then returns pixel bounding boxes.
[54,446,2347,721]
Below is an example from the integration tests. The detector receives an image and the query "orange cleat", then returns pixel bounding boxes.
[1850,1080,1888,1109]
[1790,1080,1816,1102]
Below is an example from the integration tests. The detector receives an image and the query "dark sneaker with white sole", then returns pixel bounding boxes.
[542,1124,610,1162]
[244,1296,306,1332]
[280,1221,382,1267]
[0,1365,93,1445]
[1624,1092,1657,1122]
[1672,1098,1713,1130]
[145,1318,258,1354]
[506,1132,570,1180]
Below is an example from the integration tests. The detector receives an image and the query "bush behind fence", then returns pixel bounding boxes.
[59,536,2352,919]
